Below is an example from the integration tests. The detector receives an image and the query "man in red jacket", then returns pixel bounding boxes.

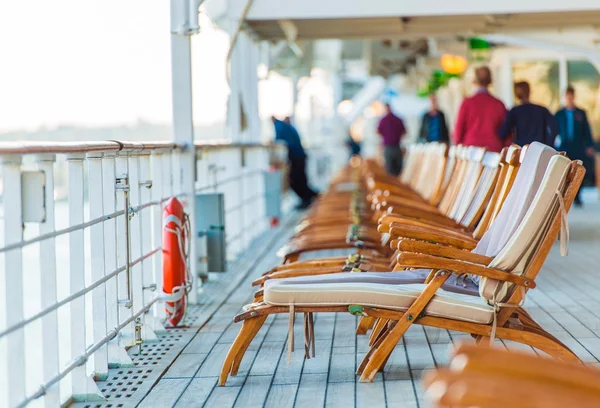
[453,66,507,152]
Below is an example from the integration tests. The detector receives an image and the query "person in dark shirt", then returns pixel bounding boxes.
[272,116,318,209]
[499,81,557,147]
[554,85,596,206]
[345,133,361,158]
[377,104,406,176]
[418,93,449,143]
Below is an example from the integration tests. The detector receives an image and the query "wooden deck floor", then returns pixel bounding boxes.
[77,189,600,408]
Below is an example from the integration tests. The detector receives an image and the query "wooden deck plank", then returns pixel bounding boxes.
[325,381,355,407]
[264,384,298,408]
[138,378,191,408]
[295,373,328,407]
[232,375,273,408]
[174,377,217,407]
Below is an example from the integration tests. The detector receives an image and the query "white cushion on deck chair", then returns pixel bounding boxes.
[263,281,494,324]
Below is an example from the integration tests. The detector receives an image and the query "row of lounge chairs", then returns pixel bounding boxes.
[219,141,586,386]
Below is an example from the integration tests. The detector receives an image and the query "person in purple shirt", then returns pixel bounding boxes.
[377,104,406,176]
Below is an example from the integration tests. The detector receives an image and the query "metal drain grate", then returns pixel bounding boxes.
[98,368,156,399]
[130,341,178,367]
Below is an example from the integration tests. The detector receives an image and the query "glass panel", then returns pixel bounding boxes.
[567,60,600,141]
[511,60,560,112]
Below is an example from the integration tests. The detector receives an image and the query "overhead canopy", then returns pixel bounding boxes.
[247,11,600,41]
[221,0,600,41]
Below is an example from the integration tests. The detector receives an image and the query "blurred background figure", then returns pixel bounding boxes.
[377,103,406,176]
[554,85,597,207]
[499,81,557,147]
[345,130,362,158]
[453,66,507,152]
[272,115,318,209]
[418,93,449,143]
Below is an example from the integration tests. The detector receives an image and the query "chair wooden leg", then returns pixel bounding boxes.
[369,318,388,346]
[219,315,268,386]
[356,316,375,335]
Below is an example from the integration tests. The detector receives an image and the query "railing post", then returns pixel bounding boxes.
[151,152,167,322]
[115,153,134,345]
[140,152,166,334]
[102,152,134,367]
[87,152,109,380]
[36,154,61,407]
[0,155,25,407]
[128,152,157,343]
[66,154,102,401]
[182,147,198,304]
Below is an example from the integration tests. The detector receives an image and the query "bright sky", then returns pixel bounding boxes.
[0,1,231,133]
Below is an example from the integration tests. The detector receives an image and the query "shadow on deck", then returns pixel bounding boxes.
[72,189,600,408]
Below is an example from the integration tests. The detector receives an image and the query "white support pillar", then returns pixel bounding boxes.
[1,156,25,408]
[171,0,199,303]
[86,153,109,380]
[559,56,568,105]
[36,154,61,407]
[66,154,102,401]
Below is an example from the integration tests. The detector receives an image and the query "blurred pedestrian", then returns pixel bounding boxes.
[499,81,557,147]
[377,103,406,176]
[418,93,449,143]
[554,85,596,206]
[453,66,507,152]
[272,116,318,210]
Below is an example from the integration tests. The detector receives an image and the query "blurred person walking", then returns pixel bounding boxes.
[499,81,558,147]
[453,66,507,152]
[272,116,318,210]
[377,103,406,176]
[554,85,596,207]
[418,93,449,143]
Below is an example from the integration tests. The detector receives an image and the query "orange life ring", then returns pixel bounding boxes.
[162,197,189,326]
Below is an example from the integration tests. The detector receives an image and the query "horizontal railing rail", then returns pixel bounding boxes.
[0,138,293,408]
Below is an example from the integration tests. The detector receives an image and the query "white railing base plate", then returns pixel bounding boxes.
[107,344,135,369]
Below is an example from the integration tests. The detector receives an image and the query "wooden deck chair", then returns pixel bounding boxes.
[279,146,472,263]
[257,146,522,285]
[423,343,600,408]
[219,155,585,385]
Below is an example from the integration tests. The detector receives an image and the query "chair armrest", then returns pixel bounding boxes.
[389,225,477,250]
[396,252,535,288]
[397,239,493,265]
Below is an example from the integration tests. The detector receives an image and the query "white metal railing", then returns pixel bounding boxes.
[0,139,288,408]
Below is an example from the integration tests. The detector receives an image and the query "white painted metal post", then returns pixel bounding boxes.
[66,154,102,400]
[559,56,568,105]
[36,155,61,407]
[115,153,134,344]
[151,152,166,322]
[139,153,164,334]
[128,153,157,343]
[171,0,198,303]
[86,153,109,379]
[1,156,25,407]
[102,153,133,367]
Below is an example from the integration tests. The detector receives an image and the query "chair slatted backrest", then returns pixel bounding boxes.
[438,146,470,215]
[421,144,448,202]
[459,150,503,229]
[448,146,487,220]
[472,145,522,239]
[482,155,580,304]
[431,145,457,206]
